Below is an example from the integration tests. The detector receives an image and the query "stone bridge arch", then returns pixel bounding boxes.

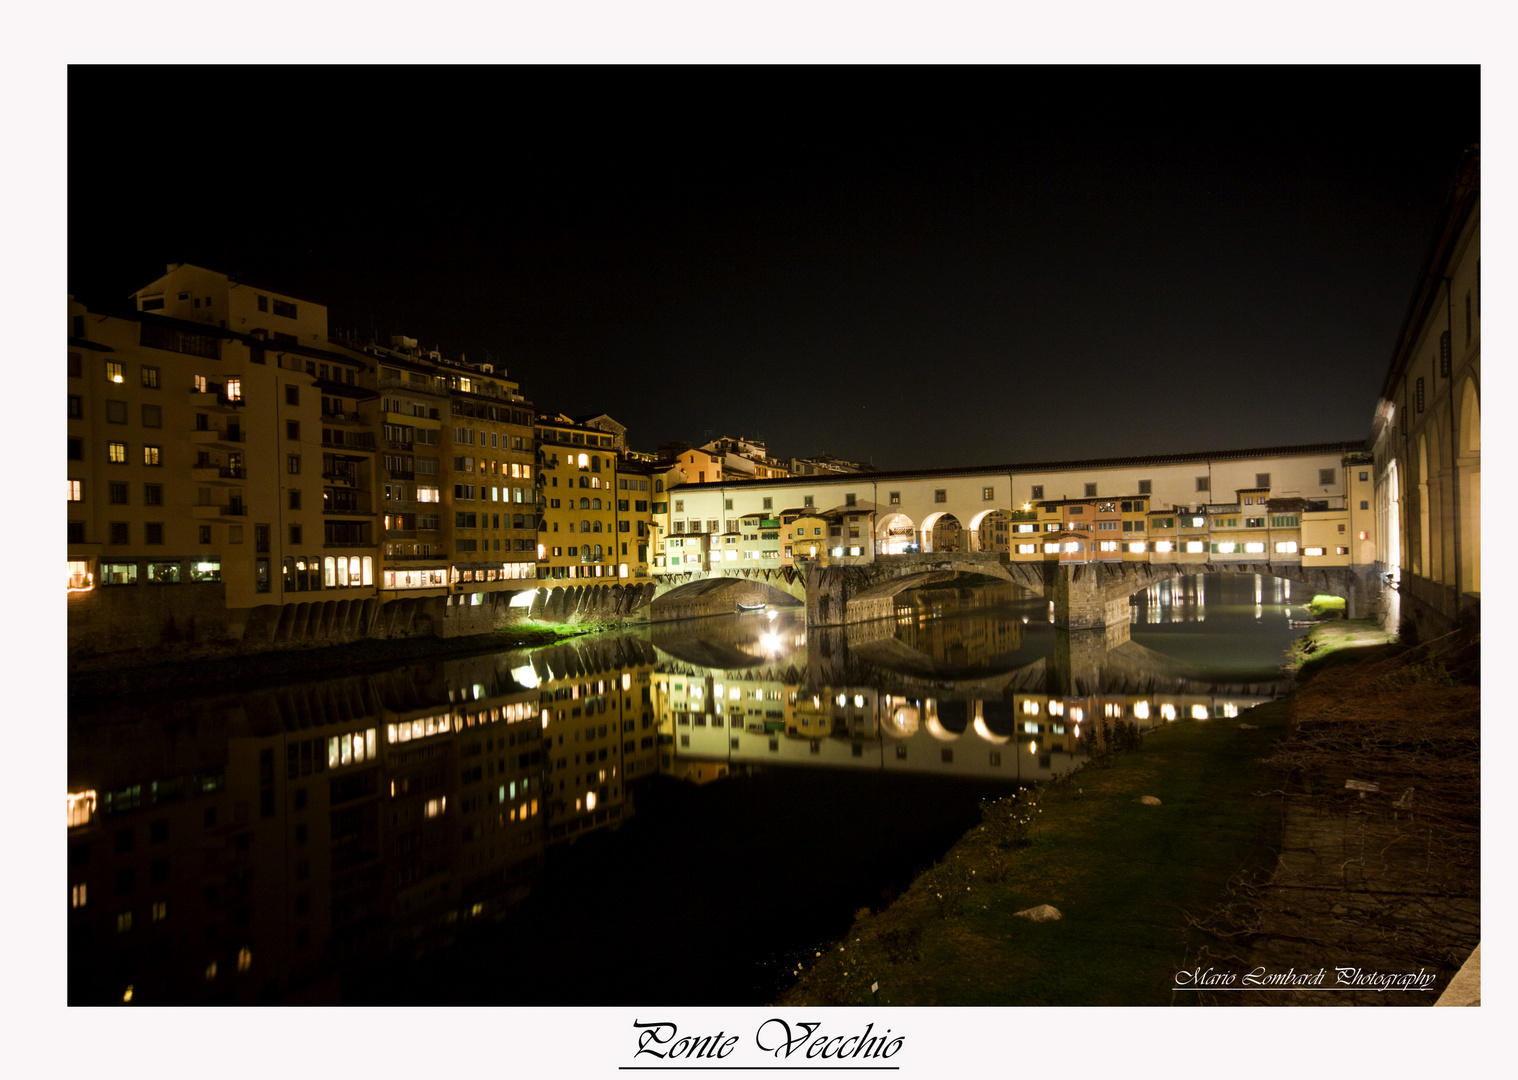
[649,569,807,623]
[1083,561,1378,620]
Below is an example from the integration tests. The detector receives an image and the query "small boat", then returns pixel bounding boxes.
[736,601,767,612]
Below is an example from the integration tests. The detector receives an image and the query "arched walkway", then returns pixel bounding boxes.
[877,512,917,555]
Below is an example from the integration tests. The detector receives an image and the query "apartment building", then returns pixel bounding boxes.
[68,269,380,660]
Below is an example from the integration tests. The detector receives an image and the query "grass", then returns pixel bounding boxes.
[1289,617,1398,683]
[1306,593,1346,616]
[775,702,1295,1006]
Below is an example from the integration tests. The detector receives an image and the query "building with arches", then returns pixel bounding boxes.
[1372,147,1479,638]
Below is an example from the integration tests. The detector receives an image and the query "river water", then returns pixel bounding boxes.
[67,572,1315,1005]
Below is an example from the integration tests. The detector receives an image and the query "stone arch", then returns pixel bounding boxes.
[1458,377,1480,593]
[1417,433,1430,578]
[877,511,916,554]
[919,511,963,553]
[967,507,1015,553]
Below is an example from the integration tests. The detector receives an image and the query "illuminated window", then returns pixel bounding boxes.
[1304,547,1325,557]
[108,441,126,464]
[1160,704,1177,721]
[1244,542,1266,554]
[1274,541,1299,554]
[1191,705,1209,720]
[105,360,124,383]
[71,883,87,908]
[141,365,159,388]
[142,445,161,466]
[117,911,133,933]
[237,947,252,972]
[67,479,82,502]
[1185,541,1204,553]
[1154,541,1173,553]
[152,900,167,922]
[1128,541,1147,553]
[225,378,241,401]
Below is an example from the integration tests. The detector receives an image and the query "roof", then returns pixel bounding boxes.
[666,440,1368,490]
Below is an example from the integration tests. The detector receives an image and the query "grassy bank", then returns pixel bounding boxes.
[1288,617,1397,681]
[68,621,607,707]
[775,700,1294,1006]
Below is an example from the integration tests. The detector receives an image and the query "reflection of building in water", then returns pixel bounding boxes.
[537,658,655,843]
[658,682,1275,784]
[65,649,584,1005]
[890,595,1024,666]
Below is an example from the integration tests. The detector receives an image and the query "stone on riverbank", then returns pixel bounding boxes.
[1135,796,1162,806]
[1013,904,1062,922]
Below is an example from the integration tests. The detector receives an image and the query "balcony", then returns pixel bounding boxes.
[323,469,358,486]
[386,529,418,540]
[385,468,417,480]
[191,502,246,519]
[190,427,245,445]
[323,492,375,516]
[322,431,376,452]
[579,553,604,564]
[320,409,363,425]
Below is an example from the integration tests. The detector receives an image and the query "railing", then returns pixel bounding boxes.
[219,504,248,517]
[322,471,357,486]
[219,466,246,480]
[323,495,374,516]
[579,553,604,563]
[323,432,376,451]
[386,469,417,480]
[386,529,418,540]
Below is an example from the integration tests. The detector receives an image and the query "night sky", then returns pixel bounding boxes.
[68,66,1478,471]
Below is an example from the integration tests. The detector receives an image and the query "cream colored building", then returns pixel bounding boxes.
[1371,148,1480,637]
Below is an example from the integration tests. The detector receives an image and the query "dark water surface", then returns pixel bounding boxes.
[67,572,1313,1004]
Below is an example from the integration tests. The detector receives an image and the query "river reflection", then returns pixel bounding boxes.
[67,573,1310,1004]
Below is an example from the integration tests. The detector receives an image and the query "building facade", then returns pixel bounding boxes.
[1371,148,1480,639]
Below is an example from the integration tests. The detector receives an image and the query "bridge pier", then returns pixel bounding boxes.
[1050,563,1132,630]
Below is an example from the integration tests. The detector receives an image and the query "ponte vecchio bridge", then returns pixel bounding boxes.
[637,440,1382,628]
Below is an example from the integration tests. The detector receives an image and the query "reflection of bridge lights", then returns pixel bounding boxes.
[714,683,725,697]
[541,710,550,728]
[1073,724,1080,738]
[854,694,865,707]
[1048,700,1064,716]
[974,717,1009,744]
[1070,707,1083,723]
[767,609,777,620]
[1022,700,1040,715]
[888,705,920,736]
[730,687,741,701]
[1029,740,1037,754]
[836,693,847,707]
[1134,701,1150,720]
[512,665,540,688]
[1191,705,1209,720]
[1222,703,1238,717]
[1160,704,1177,721]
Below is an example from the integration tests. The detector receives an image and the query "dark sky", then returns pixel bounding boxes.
[68,66,1478,470]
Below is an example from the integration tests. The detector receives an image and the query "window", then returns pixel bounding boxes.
[845,493,857,507]
[69,352,82,378]
[1031,486,1043,500]
[106,440,125,462]
[286,420,300,440]
[141,404,161,428]
[674,499,684,512]
[67,479,83,502]
[286,385,300,406]
[109,522,129,545]
[982,486,994,500]
[1415,378,1425,413]
[257,295,268,312]
[68,395,82,418]
[198,526,211,544]
[1195,476,1209,492]
[724,498,733,510]
[109,482,128,504]
[225,378,241,401]
[1318,468,1335,486]
[145,523,164,545]
[934,489,946,503]
[762,497,772,510]
[273,299,297,318]
[287,454,301,474]
[288,490,301,510]
[1084,483,1097,497]
[143,446,161,466]
[1359,471,1369,482]
[290,524,303,545]
[1138,479,1151,494]
[803,495,814,507]
[105,360,124,384]
[1360,500,1369,511]
[1439,330,1451,376]
[106,399,127,424]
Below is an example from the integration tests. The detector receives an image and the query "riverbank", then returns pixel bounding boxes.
[774,619,1463,1007]
[67,620,618,708]
[774,698,1295,1006]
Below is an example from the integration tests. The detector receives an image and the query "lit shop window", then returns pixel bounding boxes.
[1063,541,1081,553]
[1043,543,1059,554]
[1099,541,1118,552]
[1215,542,1236,554]
[1304,547,1326,557]
[1128,542,1147,553]
[67,560,93,592]
[1274,541,1299,554]
[1185,541,1205,554]
[1244,542,1266,554]
[1154,541,1173,553]
[1016,544,1036,554]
